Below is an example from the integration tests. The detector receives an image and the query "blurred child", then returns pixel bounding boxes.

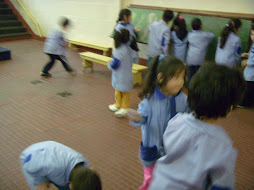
[186,18,214,82]
[41,17,76,77]
[20,141,101,190]
[240,23,254,107]
[127,55,189,190]
[115,9,140,64]
[108,29,133,117]
[171,16,188,62]
[149,64,246,190]
[215,19,242,68]
[146,10,174,67]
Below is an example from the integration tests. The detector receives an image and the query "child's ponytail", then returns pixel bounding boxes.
[220,19,241,49]
[139,55,161,99]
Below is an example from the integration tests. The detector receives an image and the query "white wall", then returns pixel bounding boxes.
[10,0,121,45]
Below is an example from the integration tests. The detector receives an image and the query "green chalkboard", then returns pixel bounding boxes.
[130,8,177,43]
[180,14,251,60]
[128,8,251,60]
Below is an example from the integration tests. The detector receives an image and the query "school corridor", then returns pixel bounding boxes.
[0,39,254,190]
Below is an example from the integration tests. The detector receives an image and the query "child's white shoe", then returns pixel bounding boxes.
[108,104,119,112]
[114,108,128,118]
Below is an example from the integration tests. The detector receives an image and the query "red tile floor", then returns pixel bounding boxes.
[0,39,253,190]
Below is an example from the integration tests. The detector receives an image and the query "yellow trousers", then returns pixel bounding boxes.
[115,90,130,109]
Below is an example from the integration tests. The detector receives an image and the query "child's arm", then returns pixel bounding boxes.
[107,57,120,70]
[241,52,249,58]
[162,29,171,56]
[234,39,242,65]
[207,32,215,42]
[128,99,149,127]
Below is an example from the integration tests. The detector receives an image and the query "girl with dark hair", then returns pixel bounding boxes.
[215,19,242,68]
[108,29,133,117]
[127,55,189,190]
[149,64,246,190]
[114,9,140,64]
[171,16,188,62]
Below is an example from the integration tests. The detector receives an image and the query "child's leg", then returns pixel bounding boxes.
[121,92,130,109]
[240,81,254,107]
[57,55,74,72]
[139,164,155,190]
[42,54,56,73]
[115,90,122,109]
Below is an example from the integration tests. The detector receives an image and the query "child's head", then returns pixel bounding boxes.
[139,55,186,99]
[192,18,202,30]
[117,9,132,23]
[188,64,246,120]
[69,166,102,190]
[60,17,70,30]
[250,23,254,42]
[220,19,242,48]
[114,29,130,48]
[172,16,188,40]
[162,9,174,23]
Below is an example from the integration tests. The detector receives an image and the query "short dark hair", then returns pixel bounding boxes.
[192,18,201,30]
[163,9,174,22]
[251,23,254,31]
[60,17,70,27]
[188,64,246,119]
[113,29,130,48]
[70,166,102,190]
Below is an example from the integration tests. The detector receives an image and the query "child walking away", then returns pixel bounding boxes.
[40,17,76,77]
[149,64,246,190]
[146,10,174,67]
[170,16,188,62]
[186,18,214,82]
[115,9,140,64]
[108,29,133,118]
[20,141,102,190]
[127,55,189,190]
[215,19,242,68]
[240,23,254,107]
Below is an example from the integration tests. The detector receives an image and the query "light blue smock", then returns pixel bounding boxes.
[146,20,171,58]
[20,141,88,190]
[115,22,138,61]
[171,31,188,62]
[244,43,254,81]
[108,44,133,92]
[149,113,237,190]
[186,30,215,66]
[130,88,189,166]
[44,28,67,56]
[215,32,241,68]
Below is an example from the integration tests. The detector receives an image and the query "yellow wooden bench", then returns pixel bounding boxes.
[79,52,148,85]
[68,39,112,57]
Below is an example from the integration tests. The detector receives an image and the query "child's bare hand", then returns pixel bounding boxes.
[135,28,140,33]
[241,59,247,68]
[241,52,249,58]
[125,109,141,122]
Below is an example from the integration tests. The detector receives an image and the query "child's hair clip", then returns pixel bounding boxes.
[179,16,184,20]
[225,24,229,27]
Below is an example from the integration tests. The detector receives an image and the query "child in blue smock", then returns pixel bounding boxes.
[41,17,76,77]
[149,64,246,190]
[114,9,140,64]
[146,9,174,67]
[215,19,242,68]
[20,141,101,190]
[127,55,189,190]
[171,16,188,62]
[240,24,254,107]
[108,29,133,117]
[186,18,214,82]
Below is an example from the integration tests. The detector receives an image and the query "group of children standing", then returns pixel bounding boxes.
[20,7,253,190]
